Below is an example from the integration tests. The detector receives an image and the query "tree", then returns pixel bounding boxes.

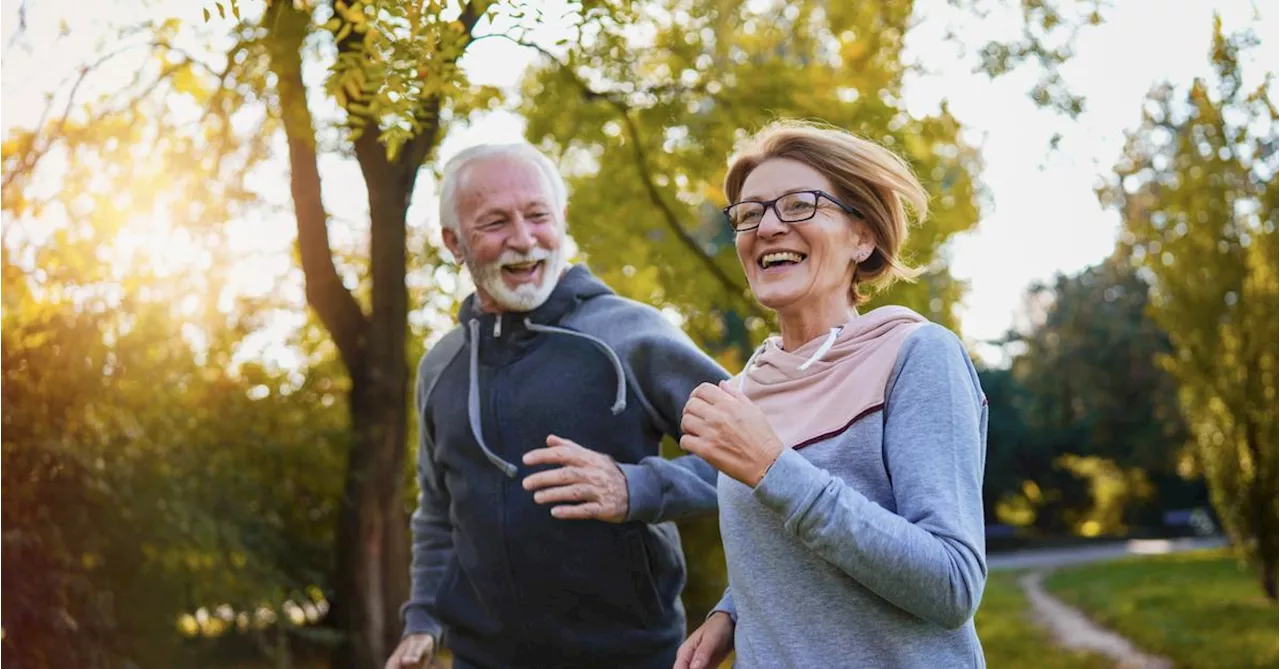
[1,1,487,664]
[2,0,1115,660]
[981,257,1208,537]
[1101,17,1278,597]
[0,208,348,667]
[262,3,486,666]
[515,0,983,364]
[1012,258,1197,533]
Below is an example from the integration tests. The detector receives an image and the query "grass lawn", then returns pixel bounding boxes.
[1045,549,1279,669]
[975,571,1112,668]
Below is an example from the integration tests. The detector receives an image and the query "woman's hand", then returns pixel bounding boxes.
[680,380,784,487]
[674,611,735,669]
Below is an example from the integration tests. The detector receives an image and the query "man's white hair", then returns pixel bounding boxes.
[438,142,569,232]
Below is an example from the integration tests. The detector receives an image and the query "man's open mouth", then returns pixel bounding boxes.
[502,260,544,280]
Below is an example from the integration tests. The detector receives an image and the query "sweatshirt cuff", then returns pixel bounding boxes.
[752,448,829,522]
[711,592,738,624]
[619,461,662,523]
[401,604,443,644]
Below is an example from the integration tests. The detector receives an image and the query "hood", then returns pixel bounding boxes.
[733,305,929,449]
[457,263,613,328]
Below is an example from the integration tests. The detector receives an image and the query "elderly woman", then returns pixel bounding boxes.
[674,121,988,669]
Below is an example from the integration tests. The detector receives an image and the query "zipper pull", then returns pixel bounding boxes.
[493,315,502,338]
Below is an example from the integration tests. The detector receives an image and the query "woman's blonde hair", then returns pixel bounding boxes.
[723,120,928,305]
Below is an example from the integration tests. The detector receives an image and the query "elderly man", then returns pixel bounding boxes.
[385,143,727,669]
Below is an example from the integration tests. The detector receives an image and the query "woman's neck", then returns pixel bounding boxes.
[776,295,857,351]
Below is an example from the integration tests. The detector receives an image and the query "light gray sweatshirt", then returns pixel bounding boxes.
[714,324,989,668]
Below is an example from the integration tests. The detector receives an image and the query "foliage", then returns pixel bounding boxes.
[0,231,347,667]
[515,0,983,368]
[1046,549,1280,668]
[966,0,1107,118]
[982,258,1201,536]
[1100,17,1278,597]
[0,0,1137,662]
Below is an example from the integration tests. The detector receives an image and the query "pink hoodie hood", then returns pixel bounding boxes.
[732,305,929,449]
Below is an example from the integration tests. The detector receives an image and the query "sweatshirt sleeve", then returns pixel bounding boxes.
[596,300,731,524]
[711,587,738,623]
[749,325,988,629]
[399,356,456,642]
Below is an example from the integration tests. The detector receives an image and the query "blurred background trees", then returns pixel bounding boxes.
[1,0,1274,667]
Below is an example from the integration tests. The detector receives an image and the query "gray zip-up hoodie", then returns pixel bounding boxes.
[402,264,728,669]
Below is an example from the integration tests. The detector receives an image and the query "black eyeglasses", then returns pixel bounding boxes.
[722,190,863,232]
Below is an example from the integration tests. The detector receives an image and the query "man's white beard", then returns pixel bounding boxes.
[464,245,565,312]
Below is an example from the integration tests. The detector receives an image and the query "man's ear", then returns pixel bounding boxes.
[442,227,463,264]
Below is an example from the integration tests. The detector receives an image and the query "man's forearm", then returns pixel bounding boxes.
[401,505,453,641]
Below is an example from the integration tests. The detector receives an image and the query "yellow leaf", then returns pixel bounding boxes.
[343,77,360,101]
[202,7,210,21]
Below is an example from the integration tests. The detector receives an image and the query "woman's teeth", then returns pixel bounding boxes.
[760,252,806,268]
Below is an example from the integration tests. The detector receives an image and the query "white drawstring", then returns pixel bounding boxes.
[739,325,843,393]
[796,326,842,371]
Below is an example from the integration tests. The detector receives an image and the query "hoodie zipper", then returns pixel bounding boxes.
[484,328,532,640]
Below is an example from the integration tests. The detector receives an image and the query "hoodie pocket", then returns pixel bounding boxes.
[435,556,503,637]
[520,522,666,633]
[627,527,665,627]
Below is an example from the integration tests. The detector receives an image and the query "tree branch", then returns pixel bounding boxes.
[266,0,368,373]
[340,1,487,184]
[1,32,245,195]
[481,35,768,321]
[0,41,154,193]
[398,1,486,176]
[5,0,27,49]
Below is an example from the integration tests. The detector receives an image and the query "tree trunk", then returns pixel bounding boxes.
[265,1,481,665]
[332,134,420,668]
[332,369,410,669]
[265,3,411,667]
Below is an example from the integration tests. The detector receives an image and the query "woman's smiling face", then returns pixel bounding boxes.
[734,158,874,314]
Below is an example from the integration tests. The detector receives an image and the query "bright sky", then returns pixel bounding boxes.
[2,0,1276,367]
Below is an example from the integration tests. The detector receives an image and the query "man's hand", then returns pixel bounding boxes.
[522,435,629,522]
[674,611,735,669]
[385,634,434,669]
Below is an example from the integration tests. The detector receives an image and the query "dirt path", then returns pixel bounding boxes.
[1019,570,1173,669]
[989,536,1225,572]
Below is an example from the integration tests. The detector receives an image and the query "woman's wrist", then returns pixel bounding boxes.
[708,610,736,626]
[749,439,784,487]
